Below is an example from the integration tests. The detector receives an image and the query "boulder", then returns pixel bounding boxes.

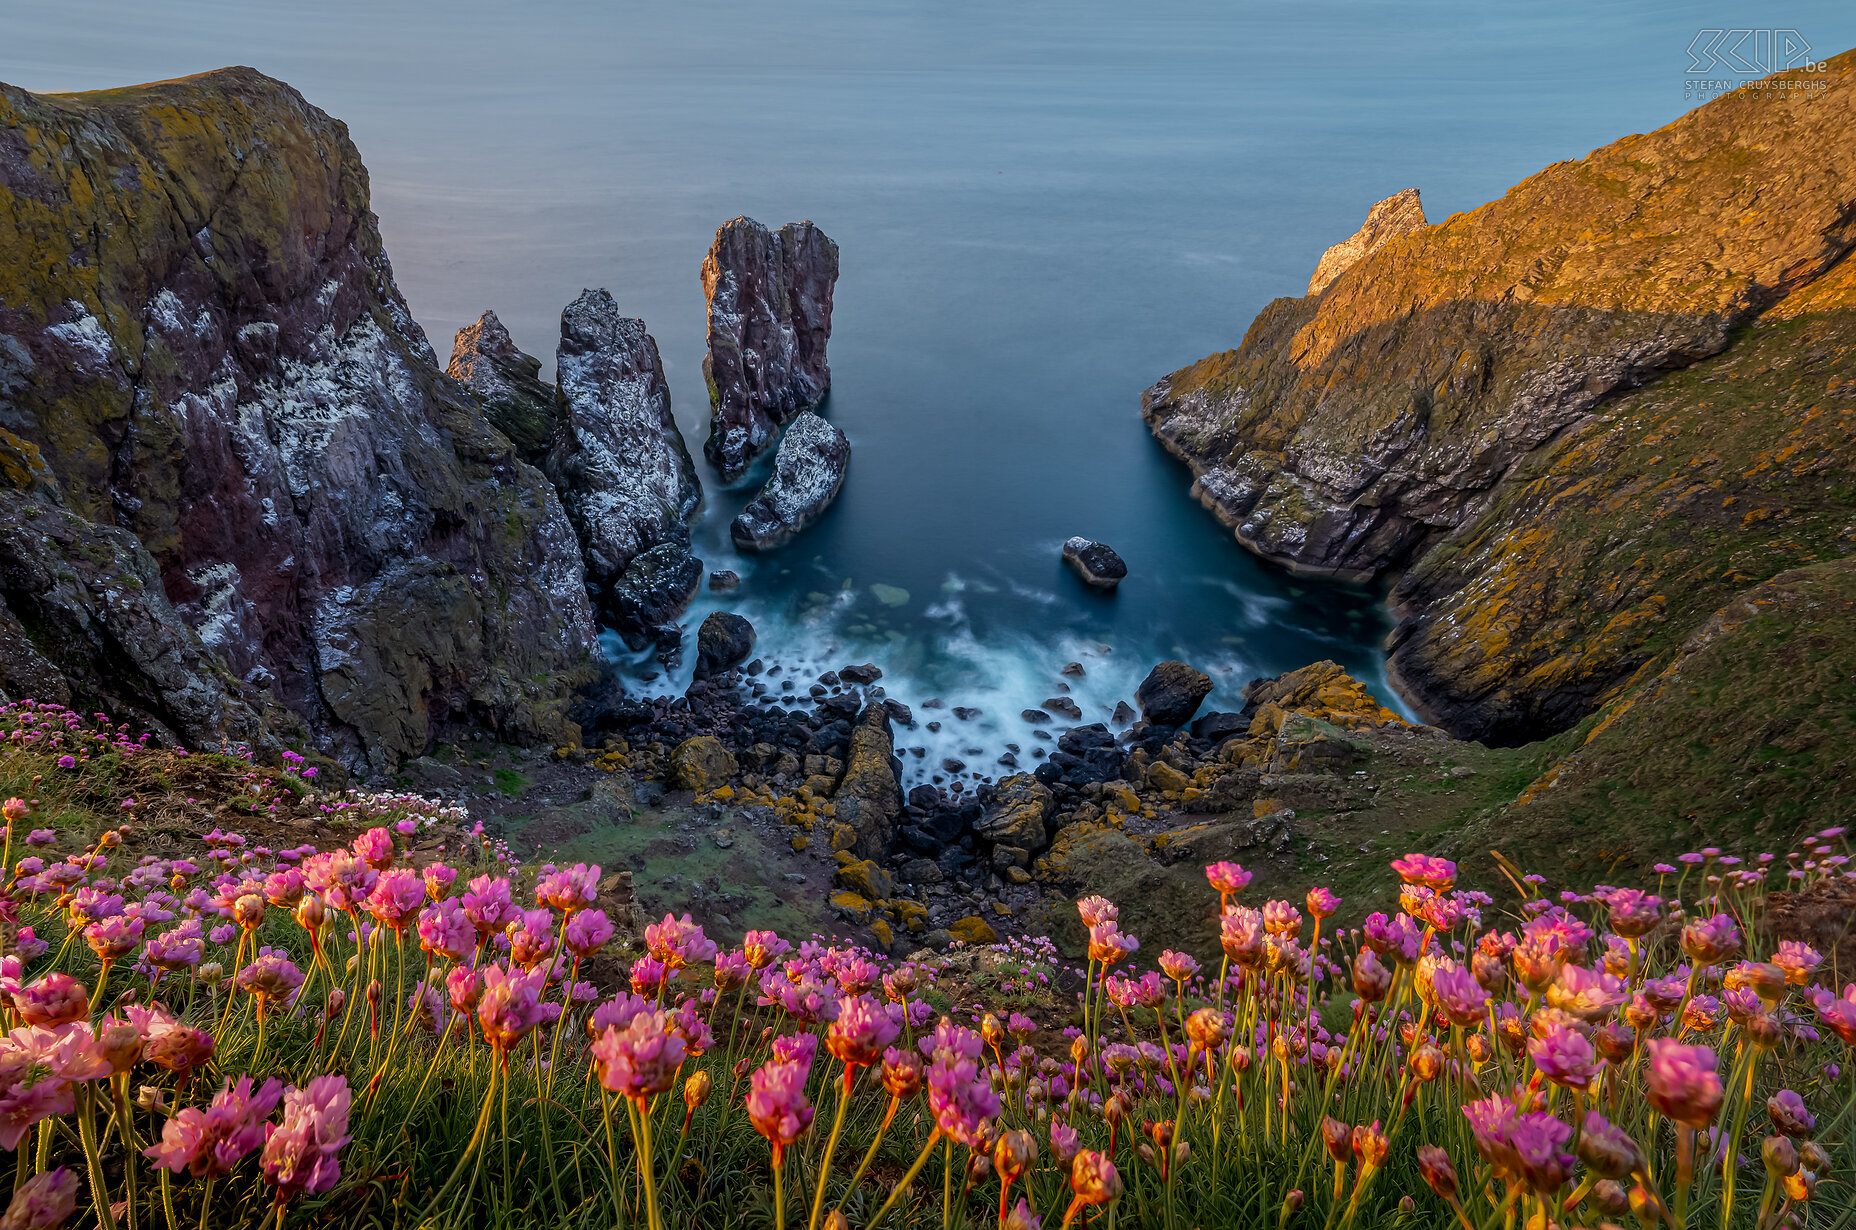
[701,217,839,478]
[1044,697,1083,720]
[1191,711,1250,743]
[1136,661,1214,727]
[836,858,894,901]
[730,411,850,551]
[446,310,556,462]
[948,916,998,946]
[709,570,741,591]
[669,736,737,792]
[550,289,703,635]
[693,612,756,679]
[832,703,902,859]
[611,543,703,652]
[1062,537,1128,589]
[839,663,882,685]
[977,773,1053,850]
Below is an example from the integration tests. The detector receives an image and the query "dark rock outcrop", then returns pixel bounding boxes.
[729,411,849,551]
[694,612,755,679]
[447,311,556,462]
[701,218,838,478]
[550,290,702,627]
[833,702,902,860]
[1136,661,1213,727]
[611,543,703,653]
[0,69,598,771]
[976,773,1053,851]
[1061,537,1127,589]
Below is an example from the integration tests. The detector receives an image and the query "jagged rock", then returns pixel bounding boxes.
[1136,661,1213,727]
[447,311,556,461]
[1306,188,1427,295]
[0,69,597,771]
[1241,661,1404,731]
[669,735,737,792]
[1061,537,1127,589]
[1111,701,1136,725]
[976,773,1053,851]
[833,703,902,860]
[611,543,703,652]
[701,217,839,477]
[1062,662,1086,677]
[550,289,702,632]
[730,411,849,551]
[693,612,755,679]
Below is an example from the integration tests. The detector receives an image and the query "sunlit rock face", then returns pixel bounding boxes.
[1305,188,1426,296]
[0,68,597,770]
[701,216,838,479]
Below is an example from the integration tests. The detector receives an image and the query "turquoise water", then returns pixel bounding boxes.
[8,1,1852,772]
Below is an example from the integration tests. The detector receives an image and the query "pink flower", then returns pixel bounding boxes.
[1605,889,1661,938]
[0,1166,78,1229]
[772,1031,820,1074]
[351,827,395,870]
[742,930,790,969]
[1087,922,1138,966]
[1646,1039,1724,1127]
[537,863,600,915]
[262,868,306,908]
[14,975,87,1028]
[422,862,458,901]
[476,964,551,1052]
[713,951,751,991]
[1680,913,1742,966]
[1305,887,1340,919]
[366,868,425,930]
[828,994,901,1068]
[1076,896,1119,927]
[1545,964,1627,1022]
[146,924,206,971]
[1204,863,1251,897]
[1767,1089,1814,1137]
[1528,1025,1601,1089]
[1772,941,1821,985]
[1260,900,1302,936]
[1430,962,1489,1026]
[1158,950,1201,983]
[564,909,614,960]
[591,1011,687,1100]
[927,1052,1001,1146]
[747,1061,813,1154]
[144,1076,285,1178]
[1815,984,1856,1045]
[507,909,557,969]
[235,954,304,1009]
[461,876,518,937]
[1508,1112,1574,1193]
[644,913,717,969]
[446,967,480,1015]
[260,1075,351,1199]
[1390,853,1456,890]
[416,902,474,962]
[1049,1118,1079,1162]
[629,956,669,997]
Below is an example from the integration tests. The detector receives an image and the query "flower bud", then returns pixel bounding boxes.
[1629,1185,1666,1227]
[296,893,326,931]
[1799,1140,1830,1173]
[1408,1041,1444,1082]
[982,1014,1006,1049]
[136,1086,168,1112]
[98,1023,143,1074]
[233,893,265,931]
[1781,1168,1816,1202]
[824,1212,850,1230]
[1282,1190,1304,1214]
[1069,1150,1121,1204]
[1762,1136,1798,1178]
[197,963,224,987]
[325,988,346,1019]
[1417,1145,1457,1200]
[1592,1179,1628,1215]
[1399,1196,1415,1214]
[684,1070,712,1112]
[994,1129,1036,1183]
[1322,1116,1353,1164]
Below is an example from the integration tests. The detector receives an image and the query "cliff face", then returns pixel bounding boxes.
[0,68,597,770]
[1146,52,1856,744]
[701,217,838,479]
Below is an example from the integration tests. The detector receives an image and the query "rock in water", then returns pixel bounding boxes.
[1306,189,1426,295]
[694,612,756,679]
[611,543,704,653]
[701,217,839,478]
[730,412,850,551]
[0,69,597,772]
[1061,537,1127,589]
[550,290,703,633]
[1136,661,1214,727]
[447,310,556,462]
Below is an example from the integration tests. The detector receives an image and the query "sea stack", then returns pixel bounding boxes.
[701,217,839,479]
[549,290,704,645]
[730,411,851,551]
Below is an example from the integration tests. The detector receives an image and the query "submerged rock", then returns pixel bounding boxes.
[1306,188,1427,295]
[701,217,839,477]
[1136,661,1213,727]
[447,310,556,462]
[729,411,850,551]
[694,612,756,679]
[1062,537,1127,589]
[551,290,703,632]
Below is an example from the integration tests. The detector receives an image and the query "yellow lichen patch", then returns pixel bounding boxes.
[828,892,873,924]
[869,918,894,949]
[888,900,929,934]
[947,916,998,946]
[789,834,810,852]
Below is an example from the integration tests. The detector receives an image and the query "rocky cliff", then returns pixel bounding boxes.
[1147,52,1856,744]
[701,217,838,479]
[0,68,598,770]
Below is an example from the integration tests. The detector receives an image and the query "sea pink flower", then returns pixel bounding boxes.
[146,923,206,972]
[1220,907,1266,966]
[461,876,518,937]
[1815,984,1856,1045]
[1605,889,1661,938]
[1528,1025,1601,1089]
[1087,922,1138,966]
[927,1052,1001,1146]
[506,909,557,969]
[83,915,143,961]
[1305,887,1340,919]
[476,964,551,1052]
[918,1019,984,1065]
[1546,964,1627,1022]
[1681,913,1742,966]
[1509,1112,1575,1193]
[1772,941,1822,985]
[1069,1150,1122,1205]
[1204,863,1251,897]
[564,909,614,960]
[589,992,653,1038]
[351,827,395,870]
[416,902,474,962]
[14,975,88,1028]
[1050,1118,1079,1162]
[629,956,669,997]
[1646,1039,1724,1127]
[1260,900,1302,936]
[260,1075,352,1200]
[829,994,901,1068]
[144,1076,285,1178]
[1575,1111,1639,1179]
[742,930,791,969]
[1390,853,1456,890]
[644,913,717,968]
[1430,962,1490,1026]
[592,1011,687,1101]
[446,967,480,1015]
[366,868,426,930]
[1767,1089,1814,1137]
[0,1166,79,1230]
[537,863,600,915]
[713,951,751,991]
[1158,950,1201,983]
[262,868,306,908]
[422,862,458,901]
[746,1061,813,1155]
